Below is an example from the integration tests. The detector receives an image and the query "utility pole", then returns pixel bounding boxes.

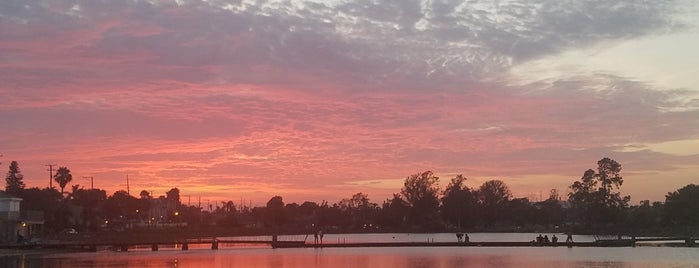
[45,164,57,188]
[83,176,94,190]
[126,175,130,196]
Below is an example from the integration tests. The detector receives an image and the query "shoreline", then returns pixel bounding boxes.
[0,248,86,258]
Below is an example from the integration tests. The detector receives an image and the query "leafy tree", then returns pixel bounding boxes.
[339,192,378,229]
[69,187,108,231]
[140,190,151,199]
[477,180,512,225]
[18,187,64,231]
[568,158,630,226]
[440,175,476,228]
[401,171,440,228]
[663,184,699,227]
[5,161,25,195]
[535,192,565,226]
[339,192,371,211]
[298,201,319,217]
[166,188,180,204]
[626,200,663,234]
[213,200,238,226]
[266,196,286,227]
[379,194,409,228]
[507,197,536,226]
[53,166,73,197]
[104,190,140,223]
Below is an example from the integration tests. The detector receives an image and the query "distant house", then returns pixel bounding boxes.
[0,192,44,244]
[0,191,23,243]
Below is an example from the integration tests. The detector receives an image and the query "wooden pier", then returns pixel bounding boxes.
[278,240,637,248]
[2,236,695,252]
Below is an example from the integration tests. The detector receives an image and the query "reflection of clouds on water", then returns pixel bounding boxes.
[25,243,699,268]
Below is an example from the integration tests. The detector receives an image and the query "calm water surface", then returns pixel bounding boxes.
[6,233,699,268]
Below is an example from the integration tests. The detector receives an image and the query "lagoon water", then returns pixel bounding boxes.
[7,233,699,268]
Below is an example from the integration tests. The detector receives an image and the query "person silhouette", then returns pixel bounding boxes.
[314,231,318,244]
[318,230,324,244]
[566,233,573,243]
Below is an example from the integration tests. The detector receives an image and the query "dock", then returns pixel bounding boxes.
[2,236,695,252]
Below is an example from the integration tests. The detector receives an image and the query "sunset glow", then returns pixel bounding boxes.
[1,0,698,206]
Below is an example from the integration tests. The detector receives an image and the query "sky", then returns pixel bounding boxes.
[1,0,698,207]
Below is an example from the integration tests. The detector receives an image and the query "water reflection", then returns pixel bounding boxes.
[4,233,699,268]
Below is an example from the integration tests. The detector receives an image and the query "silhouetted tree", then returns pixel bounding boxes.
[664,184,699,228]
[53,166,73,197]
[440,175,476,228]
[507,198,536,226]
[339,192,378,229]
[5,161,25,195]
[104,190,140,225]
[69,187,108,231]
[626,200,663,234]
[166,188,180,204]
[477,180,512,225]
[535,195,565,226]
[266,196,286,227]
[140,190,151,199]
[19,187,64,231]
[383,194,410,228]
[401,171,440,228]
[568,158,630,227]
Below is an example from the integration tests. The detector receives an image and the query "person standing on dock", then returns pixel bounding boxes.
[319,230,324,244]
[456,232,464,242]
[314,232,319,244]
[566,233,573,243]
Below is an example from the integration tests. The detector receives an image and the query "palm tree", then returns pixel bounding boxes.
[54,166,73,197]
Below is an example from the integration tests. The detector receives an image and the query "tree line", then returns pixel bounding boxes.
[3,158,699,236]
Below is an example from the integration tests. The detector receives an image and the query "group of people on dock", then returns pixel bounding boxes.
[533,233,574,246]
[455,232,469,243]
[534,234,556,245]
